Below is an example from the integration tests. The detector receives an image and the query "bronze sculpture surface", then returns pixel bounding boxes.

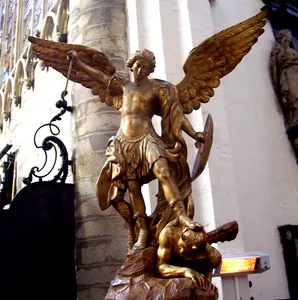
[29,10,267,299]
[271,29,298,161]
[156,221,238,290]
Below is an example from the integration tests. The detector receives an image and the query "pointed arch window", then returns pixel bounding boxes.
[22,0,33,52]
[0,0,53,84]
[0,0,69,85]
[34,0,43,30]
[47,0,54,11]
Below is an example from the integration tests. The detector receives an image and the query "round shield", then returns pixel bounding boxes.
[191,113,214,182]
[96,162,113,211]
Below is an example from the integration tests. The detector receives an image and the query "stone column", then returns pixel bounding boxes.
[68,1,128,299]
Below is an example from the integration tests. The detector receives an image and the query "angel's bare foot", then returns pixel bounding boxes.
[172,200,203,230]
[132,228,148,251]
[179,211,203,230]
[131,214,148,252]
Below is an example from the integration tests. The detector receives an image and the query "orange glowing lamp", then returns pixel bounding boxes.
[213,252,270,277]
[220,257,257,274]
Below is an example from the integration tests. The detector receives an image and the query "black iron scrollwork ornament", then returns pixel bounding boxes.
[23,61,74,185]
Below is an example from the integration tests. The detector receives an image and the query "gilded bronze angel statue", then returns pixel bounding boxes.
[29,10,267,293]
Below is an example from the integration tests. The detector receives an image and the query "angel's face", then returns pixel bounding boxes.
[132,59,151,81]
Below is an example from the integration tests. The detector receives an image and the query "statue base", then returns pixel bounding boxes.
[105,247,218,300]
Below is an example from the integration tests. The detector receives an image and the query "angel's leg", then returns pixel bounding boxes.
[153,157,202,229]
[112,188,135,251]
[127,180,148,251]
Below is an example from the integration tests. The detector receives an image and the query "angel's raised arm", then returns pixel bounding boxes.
[29,36,124,110]
[69,50,110,87]
[29,36,116,87]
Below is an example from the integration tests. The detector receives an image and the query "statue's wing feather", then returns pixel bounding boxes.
[176,10,268,114]
[29,36,123,109]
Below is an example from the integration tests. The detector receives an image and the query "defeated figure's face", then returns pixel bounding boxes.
[179,227,208,256]
[132,59,151,80]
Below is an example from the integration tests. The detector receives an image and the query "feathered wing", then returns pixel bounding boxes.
[176,10,268,114]
[28,36,123,109]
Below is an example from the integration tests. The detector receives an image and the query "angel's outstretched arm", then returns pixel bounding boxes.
[182,115,205,142]
[182,115,197,139]
[70,51,110,86]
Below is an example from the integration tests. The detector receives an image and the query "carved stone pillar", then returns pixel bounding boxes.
[68,1,128,299]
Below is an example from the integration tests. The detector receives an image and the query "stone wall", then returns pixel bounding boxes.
[211,1,298,299]
[0,55,73,194]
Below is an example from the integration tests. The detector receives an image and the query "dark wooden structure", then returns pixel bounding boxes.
[0,182,76,300]
[278,225,298,300]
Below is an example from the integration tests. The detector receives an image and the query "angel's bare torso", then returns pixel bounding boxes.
[120,80,157,138]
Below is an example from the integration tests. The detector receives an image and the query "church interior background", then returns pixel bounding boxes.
[0,0,297,299]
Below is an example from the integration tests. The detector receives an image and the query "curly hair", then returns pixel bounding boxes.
[127,49,156,73]
[181,227,208,249]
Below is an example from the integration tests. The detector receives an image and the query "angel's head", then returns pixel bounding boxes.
[127,49,156,80]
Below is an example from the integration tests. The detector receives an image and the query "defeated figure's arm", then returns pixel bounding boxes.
[157,245,208,290]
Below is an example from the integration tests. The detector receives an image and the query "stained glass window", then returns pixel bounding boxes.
[22,0,32,52]
[34,0,43,32]
[47,0,54,12]
[5,0,14,74]
[0,0,69,85]
[0,0,6,83]
[11,0,18,69]
[0,1,5,51]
